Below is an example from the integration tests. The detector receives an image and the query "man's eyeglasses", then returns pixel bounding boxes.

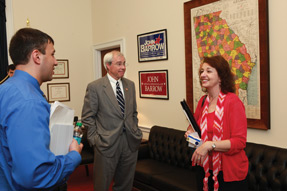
[113,62,127,67]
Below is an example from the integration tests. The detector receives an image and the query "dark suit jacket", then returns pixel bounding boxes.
[0,75,9,85]
[81,75,142,157]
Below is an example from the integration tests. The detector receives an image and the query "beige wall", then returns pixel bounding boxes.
[10,0,287,148]
[11,0,94,117]
[91,0,189,140]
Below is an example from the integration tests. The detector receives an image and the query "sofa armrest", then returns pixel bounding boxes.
[138,142,150,160]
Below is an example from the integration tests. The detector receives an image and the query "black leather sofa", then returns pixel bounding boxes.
[133,125,287,191]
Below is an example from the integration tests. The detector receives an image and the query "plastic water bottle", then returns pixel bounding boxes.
[73,122,83,144]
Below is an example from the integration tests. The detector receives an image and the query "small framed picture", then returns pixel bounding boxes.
[47,83,70,103]
[53,59,69,79]
[137,29,168,62]
[139,70,169,100]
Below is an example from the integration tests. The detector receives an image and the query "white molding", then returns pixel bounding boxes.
[92,38,126,80]
[139,126,151,133]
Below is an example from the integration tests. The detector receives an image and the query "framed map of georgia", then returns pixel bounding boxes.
[184,0,269,130]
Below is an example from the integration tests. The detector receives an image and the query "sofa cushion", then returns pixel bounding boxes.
[135,159,173,184]
[148,126,194,169]
[135,159,199,191]
[151,166,198,191]
[245,142,287,191]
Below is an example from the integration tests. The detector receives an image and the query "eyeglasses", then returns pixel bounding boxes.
[112,61,127,67]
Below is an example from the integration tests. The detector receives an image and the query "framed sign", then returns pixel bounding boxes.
[47,83,70,103]
[184,0,269,130]
[53,59,69,79]
[139,70,169,100]
[137,29,168,62]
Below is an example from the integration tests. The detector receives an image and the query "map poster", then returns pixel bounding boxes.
[184,0,270,130]
[137,29,168,62]
[139,70,169,100]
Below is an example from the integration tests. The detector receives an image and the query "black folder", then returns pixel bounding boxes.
[180,99,201,138]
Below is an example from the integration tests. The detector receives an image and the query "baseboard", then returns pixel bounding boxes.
[139,126,151,133]
[139,126,151,140]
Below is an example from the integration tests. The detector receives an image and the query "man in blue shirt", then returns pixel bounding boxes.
[0,28,83,190]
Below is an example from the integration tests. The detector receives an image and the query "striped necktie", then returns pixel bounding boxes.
[116,81,125,116]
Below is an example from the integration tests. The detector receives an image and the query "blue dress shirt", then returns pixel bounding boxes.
[0,70,81,190]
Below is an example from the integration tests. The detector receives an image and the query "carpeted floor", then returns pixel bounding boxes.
[67,164,139,191]
[67,164,95,191]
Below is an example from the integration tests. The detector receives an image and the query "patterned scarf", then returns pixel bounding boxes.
[200,92,226,191]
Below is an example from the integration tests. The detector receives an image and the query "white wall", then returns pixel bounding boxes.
[248,0,287,148]
[11,0,94,117]
[10,0,287,148]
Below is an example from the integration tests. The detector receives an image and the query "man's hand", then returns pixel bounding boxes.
[69,139,83,154]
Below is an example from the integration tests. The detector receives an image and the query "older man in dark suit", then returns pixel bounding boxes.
[81,50,142,191]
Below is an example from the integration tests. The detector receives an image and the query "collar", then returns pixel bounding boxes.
[107,73,122,84]
[13,70,44,96]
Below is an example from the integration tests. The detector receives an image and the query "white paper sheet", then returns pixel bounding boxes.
[49,101,74,129]
[49,101,75,155]
[50,124,74,155]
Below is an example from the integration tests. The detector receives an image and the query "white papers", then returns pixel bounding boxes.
[49,101,74,129]
[49,101,74,155]
[50,124,74,155]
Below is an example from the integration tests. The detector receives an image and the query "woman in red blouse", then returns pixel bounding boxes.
[185,56,248,191]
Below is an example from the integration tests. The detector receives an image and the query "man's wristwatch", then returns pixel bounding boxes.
[211,143,216,151]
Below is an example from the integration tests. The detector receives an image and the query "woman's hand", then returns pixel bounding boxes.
[191,141,213,165]
[184,124,195,138]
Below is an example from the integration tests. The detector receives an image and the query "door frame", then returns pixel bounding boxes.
[93,38,126,80]
[6,0,14,65]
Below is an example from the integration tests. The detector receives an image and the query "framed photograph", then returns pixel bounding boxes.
[47,83,70,103]
[137,29,168,62]
[184,0,269,130]
[53,59,69,79]
[139,70,169,100]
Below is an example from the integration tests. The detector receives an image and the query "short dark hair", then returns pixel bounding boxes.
[199,56,235,93]
[7,64,15,72]
[9,28,54,66]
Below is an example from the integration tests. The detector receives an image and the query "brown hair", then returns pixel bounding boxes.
[9,28,54,66]
[199,56,235,93]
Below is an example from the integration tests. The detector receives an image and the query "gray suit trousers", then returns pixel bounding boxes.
[93,132,138,191]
